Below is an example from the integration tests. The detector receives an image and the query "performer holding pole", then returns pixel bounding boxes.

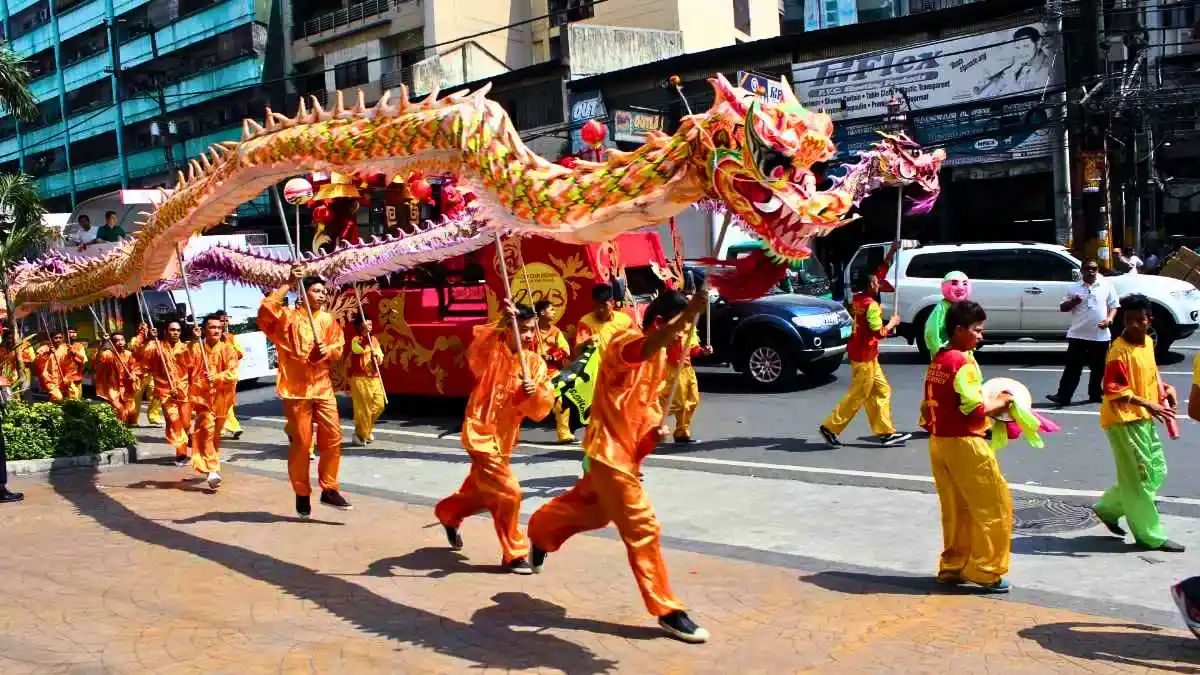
[32,314,66,402]
[436,298,554,573]
[214,310,245,440]
[258,265,348,517]
[62,326,87,400]
[88,306,138,426]
[348,312,386,446]
[188,313,240,490]
[528,287,711,643]
[534,300,574,444]
[130,294,165,426]
[138,321,192,465]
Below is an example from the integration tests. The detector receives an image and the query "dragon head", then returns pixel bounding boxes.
[699,74,853,262]
[874,132,946,215]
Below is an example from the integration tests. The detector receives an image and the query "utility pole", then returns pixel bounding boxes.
[103,15,130,189]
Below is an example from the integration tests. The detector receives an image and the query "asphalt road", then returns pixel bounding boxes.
[227,335,1200,505]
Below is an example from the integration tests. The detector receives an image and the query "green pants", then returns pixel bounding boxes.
[1095,419,1168,548]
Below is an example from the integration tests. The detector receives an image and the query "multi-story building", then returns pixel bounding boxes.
[0,0,282,213]
[780,0,985,33]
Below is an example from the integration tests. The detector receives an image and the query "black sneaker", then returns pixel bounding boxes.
[320,490,353,511]
[1045,393,1070,407]
[173,455,189,467]
[1154,539,1187,553]
[0,487,24,504]
[296,495,311,518]
[444,524,464,550]
[674,436,697,445]
[879,432,912,447]
[507,558,534,575]
[231,431,243,440]
[657,610,710,643]
[1094,508,1126,537]
[531,546,547,573]
[818,425,842,448]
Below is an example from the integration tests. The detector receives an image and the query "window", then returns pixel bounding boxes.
[733,0,751,33]
[1019,251,1077,282]
[906,251,966,279]
[334,58,369,90]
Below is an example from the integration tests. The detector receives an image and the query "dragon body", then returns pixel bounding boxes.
[13,74,939,315]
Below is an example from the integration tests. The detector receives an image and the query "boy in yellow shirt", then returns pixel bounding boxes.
[574,283,633,360]
[1094,295,1183,553]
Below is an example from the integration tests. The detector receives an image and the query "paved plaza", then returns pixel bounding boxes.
[1,442,1198,673]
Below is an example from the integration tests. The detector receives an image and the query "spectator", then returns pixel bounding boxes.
[1117,247,1144,274]
[95,210,126,243]
[71,214,97,250]
[1047,259,1119,406]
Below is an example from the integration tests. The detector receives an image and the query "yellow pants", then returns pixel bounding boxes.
[661,364,700,440]
[66,382,82,400]
[350,375,386,442]
[224,407,241,434]
[929,436,1012,585]
[552,399,574,442]
[133,376,163,424]
[822,359,895,436]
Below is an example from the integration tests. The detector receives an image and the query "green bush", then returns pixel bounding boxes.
[3,400,135,461]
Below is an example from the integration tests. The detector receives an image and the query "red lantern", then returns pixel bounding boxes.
[311,204,332,225]
[580,119,607,148]
[407,174,433,203]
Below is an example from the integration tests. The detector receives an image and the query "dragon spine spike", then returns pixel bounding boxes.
[242,118,263,139]
[174,171,187,190]
[263,106,277,130]
[396,84,410,111]
[374,89,392,114]
[296,97,309,121]
[270,111,292,128]
[188,160,202,181]
[199,153,213,172]
[334,90,346,116]
[353,89,366,114]
[423,86,440,109]
[311,96,328,121]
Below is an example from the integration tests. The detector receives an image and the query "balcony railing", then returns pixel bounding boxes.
[293,0,414,40]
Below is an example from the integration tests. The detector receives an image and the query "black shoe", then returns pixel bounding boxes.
[231,431,243,440]
[444,524,464,551]
[1154,539,1187,553]
[173,455,189,467]
[1088,396,1103,404]
[320,489,353,511]
[507,558,534,575]
[657,610,710,643]
[0,487,24,503]
[531,546,547,573]
[296,495,311,518]
[879,432,912,447]
[1045,393,1070,407]
[818,425,842,448]
[1094,508,1126,537]
[674,436,697,445]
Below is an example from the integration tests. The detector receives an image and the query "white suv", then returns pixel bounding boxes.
[845,241,1200,357]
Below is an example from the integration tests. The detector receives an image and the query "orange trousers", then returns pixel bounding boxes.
[528,460,686,617]
[283,398,342,496]
[435,451,528,564]
[190,402,230,475]
[162,398,191,457]
[44,382,63,403]
[101,393,137,427]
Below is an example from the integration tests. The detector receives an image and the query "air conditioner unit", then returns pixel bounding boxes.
[1162,27,1200,58]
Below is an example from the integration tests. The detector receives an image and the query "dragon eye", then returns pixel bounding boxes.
[759,150,791,183]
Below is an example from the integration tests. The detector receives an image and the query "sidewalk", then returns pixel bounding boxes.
[1,458,1197,672]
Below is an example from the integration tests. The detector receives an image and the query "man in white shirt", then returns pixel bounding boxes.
[71,214,97,250]
[1047,259,1120,406]
[1118,247,1143,274]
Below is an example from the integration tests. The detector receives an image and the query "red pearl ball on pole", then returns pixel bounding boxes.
[580,119,607,149]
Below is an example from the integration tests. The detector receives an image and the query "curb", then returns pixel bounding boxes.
[8,446,138,480]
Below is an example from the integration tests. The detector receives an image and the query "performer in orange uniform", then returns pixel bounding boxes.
[188,314,240,490]
[93,333,139,426]
[436,302,555,573]
[0,331,34,394]
[819,269,911,447]
[129,324,164,426]
[62,328,87,400]
[32,331,68,402]
[215,311,245,440]
[534,300,574,443]
[258,269,349,517]
[528,289,711,643]
[137,322,193,465]
[920,301,1014,593]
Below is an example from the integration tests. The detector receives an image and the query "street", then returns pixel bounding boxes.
[228,334,1200,511]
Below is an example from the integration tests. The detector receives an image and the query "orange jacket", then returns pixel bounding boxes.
[188,340,240,410]
[137,339,191,401]
[582,328,670,475]
[94,348,139,404]
[257,286,345,400]
[461,324,554,456]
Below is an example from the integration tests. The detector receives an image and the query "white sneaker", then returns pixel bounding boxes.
[354,436,367,447]
[368,432,375,442]
[207,472,222,489]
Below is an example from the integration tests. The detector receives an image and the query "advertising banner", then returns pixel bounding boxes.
[1082,151,1104,193]
[612,109,664,143]
[737,71,787,104]
[791,23,1063,121]
[568,90,612,155]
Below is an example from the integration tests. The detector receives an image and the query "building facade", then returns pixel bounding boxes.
[0,0,284,213]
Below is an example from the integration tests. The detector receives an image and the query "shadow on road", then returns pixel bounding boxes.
[172,510,343,526]
[681,435,832,454]
[797,570,977,596]
[1018,622,1200,673]
[1012,534,1133,558]
[358,547,507,578]
[47,466,625,673]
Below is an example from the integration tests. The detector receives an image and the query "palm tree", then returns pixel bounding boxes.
[0,47,38,123]
[0,173,46,344]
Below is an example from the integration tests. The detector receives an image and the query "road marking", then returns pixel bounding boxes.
[245,416,1200,506]
[1010,367,1193,376]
